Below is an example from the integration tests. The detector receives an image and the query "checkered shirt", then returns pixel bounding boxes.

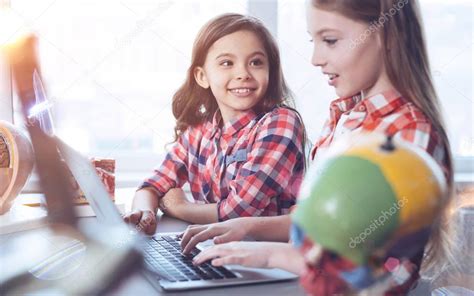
[140,107,305,221]
[300,89,451,295]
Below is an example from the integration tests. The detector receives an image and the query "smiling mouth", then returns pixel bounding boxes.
[228,88,257,94]
[327,74,339,81]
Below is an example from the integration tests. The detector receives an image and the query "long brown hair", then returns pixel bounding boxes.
[311,0,456,280]
[172,13,301,139]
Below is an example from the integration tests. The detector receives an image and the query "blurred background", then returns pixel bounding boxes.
[0,0,472,189]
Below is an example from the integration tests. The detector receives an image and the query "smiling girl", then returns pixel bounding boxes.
[124,13,306,234]
[192,1,454,295]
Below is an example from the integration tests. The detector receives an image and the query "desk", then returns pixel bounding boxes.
[6,187,470,294]
[0,188,305,295]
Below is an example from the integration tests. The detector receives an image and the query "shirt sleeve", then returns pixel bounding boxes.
[138,128,193,198]
[217,108,305,221]
[299,242,423,295]
[300,251,354,295]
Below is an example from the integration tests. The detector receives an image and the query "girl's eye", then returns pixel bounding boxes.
[220,60,233,66]
[323,38,338,46]
[250,59,264,66]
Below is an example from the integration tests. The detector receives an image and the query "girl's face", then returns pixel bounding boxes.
[306,5,392,98]
[194,30,269,123]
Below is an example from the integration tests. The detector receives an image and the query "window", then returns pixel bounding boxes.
[1,0,472,191]
[2,0,248,188]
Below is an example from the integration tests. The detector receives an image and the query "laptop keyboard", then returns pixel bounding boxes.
[143,235,237,282]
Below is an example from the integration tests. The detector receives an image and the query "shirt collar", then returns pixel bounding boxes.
[211,110,258,138]
[358,89,405,117]
[330,93,362,114]
[312,90,405,161]
[330,89,404,118]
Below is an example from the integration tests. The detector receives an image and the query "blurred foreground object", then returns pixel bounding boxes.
[0,121,34,214]
[293,132,447,265]
[2,35,116,207]
[1,33,140,296]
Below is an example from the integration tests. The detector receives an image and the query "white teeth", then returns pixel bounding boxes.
[230,88,252,93]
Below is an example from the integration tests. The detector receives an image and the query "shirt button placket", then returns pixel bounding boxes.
[213,132,221,180]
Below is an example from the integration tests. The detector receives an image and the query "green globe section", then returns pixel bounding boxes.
[293,156,399,265]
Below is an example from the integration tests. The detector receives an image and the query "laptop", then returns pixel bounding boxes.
[56,138,298,291]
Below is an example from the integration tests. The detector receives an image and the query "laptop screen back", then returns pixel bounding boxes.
[56,139,124,226]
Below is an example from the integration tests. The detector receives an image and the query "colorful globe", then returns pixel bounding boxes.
[292,132,447,265]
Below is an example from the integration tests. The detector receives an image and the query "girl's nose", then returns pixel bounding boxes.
[311,46,326,68]
[236,66,251,80]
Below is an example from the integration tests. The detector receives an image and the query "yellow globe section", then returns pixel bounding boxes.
[343,137,445,235]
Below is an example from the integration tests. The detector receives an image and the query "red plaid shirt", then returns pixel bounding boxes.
[301,90,450,295]
[311,89,447,173]
[140,107,305,221]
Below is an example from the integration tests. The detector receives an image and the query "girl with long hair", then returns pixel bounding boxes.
[124,13,306,234]
[191,1,454,294]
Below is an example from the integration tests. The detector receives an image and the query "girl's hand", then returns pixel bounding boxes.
[193,241,273,268]
[123,209,157,235]
[159,188,190,218]
[192,242,307,275]
[180,217,252,254]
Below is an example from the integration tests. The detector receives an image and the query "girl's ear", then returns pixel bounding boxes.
[194,66,210,89]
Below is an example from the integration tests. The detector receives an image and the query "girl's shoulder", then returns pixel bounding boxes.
[398,101,430,122]
[257,106,303,127]
[178,120,212,142]
[381,98,432,129]
[192,120,213,133]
